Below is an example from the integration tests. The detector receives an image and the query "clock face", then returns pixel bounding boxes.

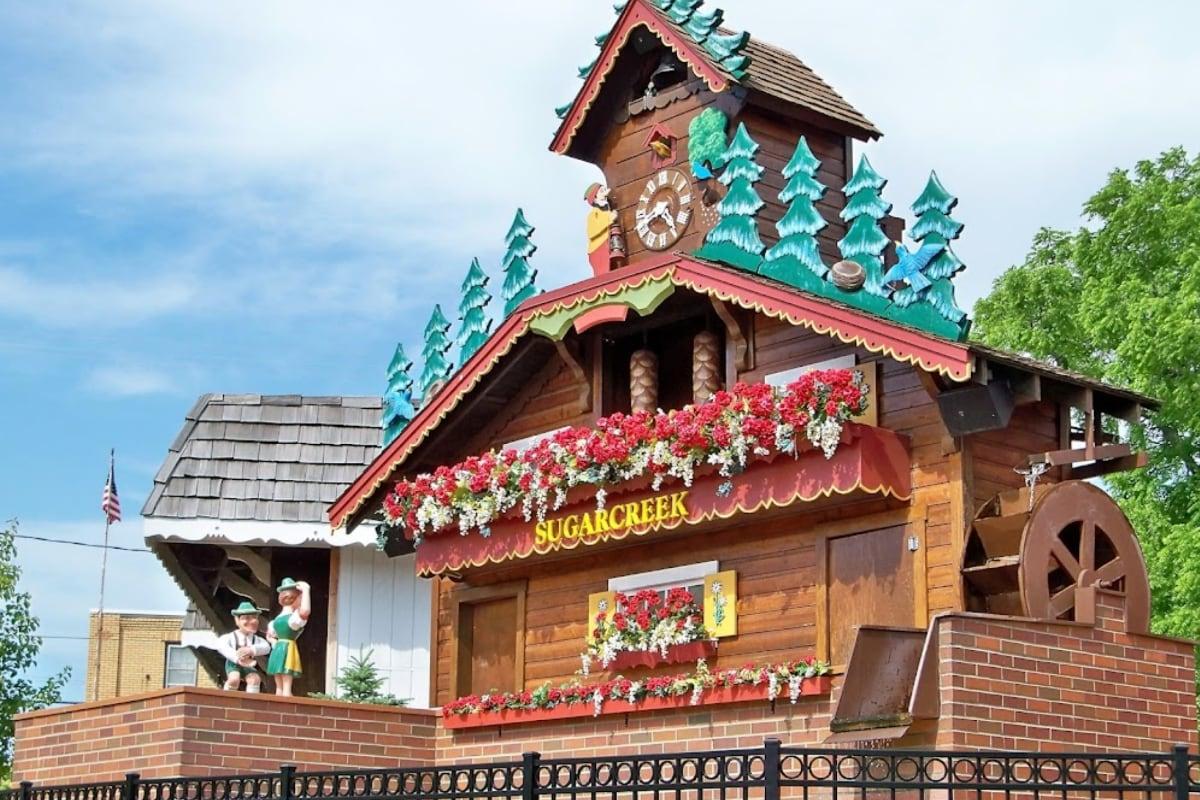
[634,169,694,251]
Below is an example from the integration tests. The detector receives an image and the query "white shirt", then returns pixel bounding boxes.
[214,630,270,664]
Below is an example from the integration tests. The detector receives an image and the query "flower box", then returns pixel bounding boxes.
[606,640,717,671]
[441,675,832,730]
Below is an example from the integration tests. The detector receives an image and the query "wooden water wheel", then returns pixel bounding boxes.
[962,480,1150,633]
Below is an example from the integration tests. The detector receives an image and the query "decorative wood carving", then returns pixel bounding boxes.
[630,348,659,413]
[553,339,593,413]
[692,330,721,402]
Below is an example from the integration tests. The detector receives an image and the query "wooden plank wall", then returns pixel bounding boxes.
[430,312,969,705]
[965,402,1063,512]
[600,98,849,267]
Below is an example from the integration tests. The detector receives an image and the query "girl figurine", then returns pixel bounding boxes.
[266,577,311,696]
[217,601,271,693]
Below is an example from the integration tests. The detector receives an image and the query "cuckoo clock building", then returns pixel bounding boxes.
[12,0,1197,784]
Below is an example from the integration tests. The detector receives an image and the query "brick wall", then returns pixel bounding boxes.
[13,687,437,784]
[17,595,1196,785]
[436,694,839,763]
[933,591,1198,751]
[85,612,218,701]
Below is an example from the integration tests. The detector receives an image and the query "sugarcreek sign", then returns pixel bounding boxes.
[534,491,690,549]
[411,423,912,577]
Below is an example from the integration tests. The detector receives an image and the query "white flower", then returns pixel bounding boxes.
[788,674,802,704]
[767,671,779,702]
[591,688,604,717]
[580,653,591,677]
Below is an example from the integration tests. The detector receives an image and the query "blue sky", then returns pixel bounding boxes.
[2,0,1199,703]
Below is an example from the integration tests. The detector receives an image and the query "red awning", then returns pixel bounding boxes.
[414,423,910,576]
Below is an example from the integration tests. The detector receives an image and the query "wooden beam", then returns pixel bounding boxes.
[150,541,227,632]
[223,545,271,588]
[553,338,592,413]
[1028,443,1132,468]
[710,298,750,371]
[1068,452,1149,481]
[218,566,273,610]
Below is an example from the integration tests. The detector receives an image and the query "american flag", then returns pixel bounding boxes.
[101,454,121,524]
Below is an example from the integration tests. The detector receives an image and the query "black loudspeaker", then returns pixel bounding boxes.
[935,381,1015,436]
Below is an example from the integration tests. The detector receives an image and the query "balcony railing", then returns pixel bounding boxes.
[7,740,1198,800]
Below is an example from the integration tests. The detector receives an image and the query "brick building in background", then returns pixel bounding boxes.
[85,610,217,701]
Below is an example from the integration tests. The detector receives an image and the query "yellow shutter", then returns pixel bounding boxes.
[703,571,737,638]
[852,361,879,427]
[587,590,616,643]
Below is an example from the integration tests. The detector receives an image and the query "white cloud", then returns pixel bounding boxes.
[0,266,198,329]
[83,365,178,397]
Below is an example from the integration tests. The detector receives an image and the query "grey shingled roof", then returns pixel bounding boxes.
[143,394,382,523]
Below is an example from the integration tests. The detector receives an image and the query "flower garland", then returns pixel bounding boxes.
[382,370,868,542]
[443,658,831,719]
[582,588,708,675]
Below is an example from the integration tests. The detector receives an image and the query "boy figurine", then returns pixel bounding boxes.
[216,601,271,693]
[266,577,311,696]
[584,182,627,276]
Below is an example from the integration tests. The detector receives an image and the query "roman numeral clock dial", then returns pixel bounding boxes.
[634,168,695,252]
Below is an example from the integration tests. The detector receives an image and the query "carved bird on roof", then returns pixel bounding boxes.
[384,388,417,422]
[883,241,945,294]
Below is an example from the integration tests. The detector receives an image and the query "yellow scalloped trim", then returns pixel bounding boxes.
[556,10,729,154]
[673,274,974,382]
[528,267,676,322]
[416,475,909,576]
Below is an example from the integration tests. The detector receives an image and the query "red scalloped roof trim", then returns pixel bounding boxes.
[551,1,730,155]
[328,253,971,530]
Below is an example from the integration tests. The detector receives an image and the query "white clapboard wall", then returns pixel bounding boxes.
[334,546,432,706]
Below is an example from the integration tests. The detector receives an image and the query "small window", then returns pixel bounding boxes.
[609,560,716,603]
[164,644,198,687]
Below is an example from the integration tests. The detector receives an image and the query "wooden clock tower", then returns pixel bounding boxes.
[551,0,882,271]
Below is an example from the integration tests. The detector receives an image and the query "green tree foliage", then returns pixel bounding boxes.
[837,156,892,296]
[382,344,415,446]
[501,209,538,316]
[974,147,1200,645]
[761,136,828,286]
[417,305,454,401]
[895,172,966,315]
[0,521,69,779]
[698,122,766,271]
[310,649,409,707]
[457,258,493,364]
[687,107,728,173]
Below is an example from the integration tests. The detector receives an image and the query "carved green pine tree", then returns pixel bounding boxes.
[696,122,765,271]
[457,258,493,363]
[382,344,415,445]
[501,209,538,316]
[896,171,967,320]
[838,155,892,297]
[761,137,828,288]
[418,305,454,401]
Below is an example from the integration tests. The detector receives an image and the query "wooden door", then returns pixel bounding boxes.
[825,526,916,666]
[459,596,519,696]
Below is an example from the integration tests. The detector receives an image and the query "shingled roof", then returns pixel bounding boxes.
[143,394,382,524]
[738,36,880,138]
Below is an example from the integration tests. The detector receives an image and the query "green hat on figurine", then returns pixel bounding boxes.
[230,601,262,617]
[276,577,301,593]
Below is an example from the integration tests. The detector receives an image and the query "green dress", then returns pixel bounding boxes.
[266,611,304,676]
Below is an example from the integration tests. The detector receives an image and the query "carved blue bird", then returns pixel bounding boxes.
[883,241,945,294]
[384,388,417,423]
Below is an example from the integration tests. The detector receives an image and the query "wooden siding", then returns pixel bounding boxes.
[599,96,849,268]
[428,311,970,705]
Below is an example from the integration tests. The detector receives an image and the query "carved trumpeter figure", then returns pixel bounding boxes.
[265,577,311,696]
[584,182,627,276]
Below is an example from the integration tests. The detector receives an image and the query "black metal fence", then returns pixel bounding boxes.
[7,741,1200,800]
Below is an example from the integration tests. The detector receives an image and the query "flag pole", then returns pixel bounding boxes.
[92,449,114,702]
